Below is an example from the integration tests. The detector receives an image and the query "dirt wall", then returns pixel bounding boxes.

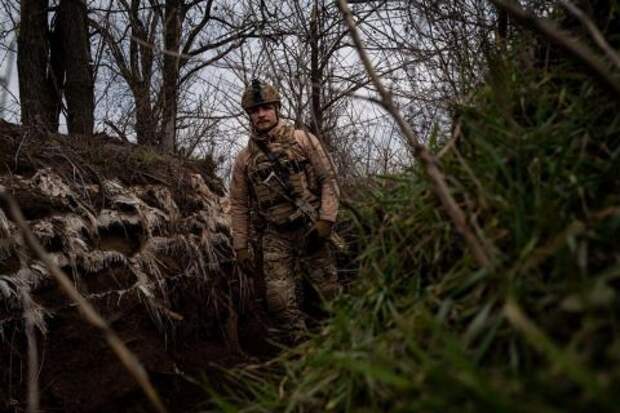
[0,123,266,412]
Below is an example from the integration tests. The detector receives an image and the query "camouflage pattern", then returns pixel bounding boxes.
[230,118,340,336]
[241,79,281,111]
[246,123,321,226]
[230,120,339,251]
[262,225,338,335]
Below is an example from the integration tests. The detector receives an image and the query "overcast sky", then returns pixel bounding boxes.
[0,33,18,122]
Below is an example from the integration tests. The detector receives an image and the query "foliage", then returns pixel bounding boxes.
[200,52,620,412]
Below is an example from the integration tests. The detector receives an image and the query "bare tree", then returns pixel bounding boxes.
[53,0,94,134]
[161,0,182,151]
[17,0,94,133]
[91,0,254,150]
[17,0,58,130]
[9,0,597,179]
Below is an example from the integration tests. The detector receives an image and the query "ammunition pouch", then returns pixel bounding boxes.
[247,133,319,227]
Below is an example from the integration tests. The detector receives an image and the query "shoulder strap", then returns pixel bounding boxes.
[253,138,295,194]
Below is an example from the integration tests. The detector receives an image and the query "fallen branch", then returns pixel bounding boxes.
[0,191,167,413]
[336,0,491,269]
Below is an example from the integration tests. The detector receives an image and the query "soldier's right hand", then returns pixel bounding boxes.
[305,220,333,254]
[235,248,254,274]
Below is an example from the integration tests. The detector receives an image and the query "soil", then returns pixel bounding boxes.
[0,122,272,413]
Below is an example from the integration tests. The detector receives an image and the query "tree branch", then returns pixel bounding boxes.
[337,0,492,268]
[489,0,620,100]
[558,0,620,71]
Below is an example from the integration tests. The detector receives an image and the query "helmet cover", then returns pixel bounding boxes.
[241,79,281,111]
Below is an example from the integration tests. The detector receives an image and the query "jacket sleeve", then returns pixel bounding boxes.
[298,130,340,222]
[229,151,250,251]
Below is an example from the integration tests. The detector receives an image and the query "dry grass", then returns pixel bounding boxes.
[0,126,240,411]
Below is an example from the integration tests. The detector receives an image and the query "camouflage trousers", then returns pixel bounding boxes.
[261,225,339,336]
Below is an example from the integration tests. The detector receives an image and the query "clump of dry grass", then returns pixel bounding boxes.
[0,127,240,411]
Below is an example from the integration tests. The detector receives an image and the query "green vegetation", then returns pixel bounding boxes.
[201,54,620,412]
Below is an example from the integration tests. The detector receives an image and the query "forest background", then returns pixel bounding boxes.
[0,0,503,180]
[1,0,620,412]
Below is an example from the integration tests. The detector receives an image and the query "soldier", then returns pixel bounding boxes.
[230,79,340,339]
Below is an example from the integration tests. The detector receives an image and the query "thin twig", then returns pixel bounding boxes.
[437,121,462,159]
[337,0,491,268]
[490,0,620,100]
[104,120,130,142]
[22,291,39,413]
[0,191,167,413]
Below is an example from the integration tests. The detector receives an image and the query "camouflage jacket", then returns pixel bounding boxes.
[230,120,339,251]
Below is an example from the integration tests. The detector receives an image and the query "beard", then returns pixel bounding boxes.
[253,118,277,133]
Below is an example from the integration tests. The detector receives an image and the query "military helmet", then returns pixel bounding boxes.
[241,79,281,111]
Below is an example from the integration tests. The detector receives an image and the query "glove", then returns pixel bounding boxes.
[305,220,333,253]
[314,220,333,239]
[236,248,253,273]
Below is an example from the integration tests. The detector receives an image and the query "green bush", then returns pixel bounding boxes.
[202,57,620,413]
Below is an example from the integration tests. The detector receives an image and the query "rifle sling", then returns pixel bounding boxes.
[252,138,346,251]
[252,138,316,218]
[253,138,295,196]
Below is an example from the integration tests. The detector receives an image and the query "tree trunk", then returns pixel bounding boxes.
[135,86,157,146]
[56,0,94,134]
[309,1,325,146]
[160,0,181,152]
[17,0,58,130]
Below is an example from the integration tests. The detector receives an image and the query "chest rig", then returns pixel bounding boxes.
[246,125,320,227]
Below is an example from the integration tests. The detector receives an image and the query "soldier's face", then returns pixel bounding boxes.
[249,104,278,132]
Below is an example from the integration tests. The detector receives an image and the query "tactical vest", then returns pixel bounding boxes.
[246,125,320,226]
